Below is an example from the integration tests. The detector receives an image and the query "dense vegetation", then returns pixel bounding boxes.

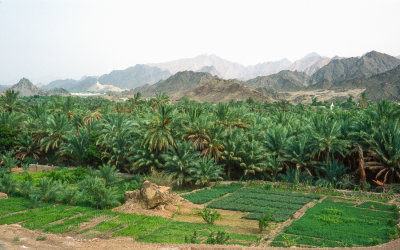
[1,90,400,191]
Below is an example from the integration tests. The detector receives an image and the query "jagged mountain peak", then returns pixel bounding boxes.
[302,52,321,59]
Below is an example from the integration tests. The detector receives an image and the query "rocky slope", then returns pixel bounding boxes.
[311,51,400,85]
[245,70,311,91]
[8,78,70,96]
[131,71,215,97]
[172,78,274,103]
[289,53,331,75]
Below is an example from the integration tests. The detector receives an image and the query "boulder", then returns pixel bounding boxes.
[124,181,174,209]
[0,192,8,200]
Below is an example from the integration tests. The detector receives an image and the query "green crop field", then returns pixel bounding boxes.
[273,199,399,247]
[181,183,243,204]
[207,188,321,222]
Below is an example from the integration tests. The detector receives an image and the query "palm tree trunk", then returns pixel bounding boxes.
[326,149,330,165]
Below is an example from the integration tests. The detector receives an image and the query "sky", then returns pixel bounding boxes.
[1,0,399,85]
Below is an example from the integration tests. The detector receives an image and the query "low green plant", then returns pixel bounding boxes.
[13,236,20,241]
[205,230,230,244]
[96,164,121,186]
[78,176,120,209]
[262,183,273,190]
[199,207,221,225]
[184,230,199,244]
[282,233,299,247]
[61,187,80,205]
[38,177,63,202]
[0,174,18,195]
[258,211,271,232]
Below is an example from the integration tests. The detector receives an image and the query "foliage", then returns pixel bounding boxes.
[199,207,221,225]
[188,157,223,187]
[0,174,18,195]
[258,211,271,232]
[182,184,242,204]
[37,177,63,202]
[206,230,230,244]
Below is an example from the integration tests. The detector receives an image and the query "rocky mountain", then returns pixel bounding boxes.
[339,65,400,102]
[98,64,171,89]
[9,78,46,96]
[87,82,125,92]
[8,78,70,97]
[172,78,273,103]
[289,53,331,75]
[240,59,292,80]
[311,51,400,85]
[245,70,311,91]
[196,66,221,77]
[44,77,98,91]
[150,54,245,79]
[131,71,215,97]
[397,55,400,59]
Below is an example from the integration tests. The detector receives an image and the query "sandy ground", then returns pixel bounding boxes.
[282,88,365,104]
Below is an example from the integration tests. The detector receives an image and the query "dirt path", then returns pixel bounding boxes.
[262,196,327,247]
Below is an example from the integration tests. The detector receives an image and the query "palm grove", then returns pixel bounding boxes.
[1,89,400,190]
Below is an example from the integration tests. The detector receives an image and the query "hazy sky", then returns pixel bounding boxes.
[1,0,399,85]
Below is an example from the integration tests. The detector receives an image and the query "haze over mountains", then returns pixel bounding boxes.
[2,51,400,103]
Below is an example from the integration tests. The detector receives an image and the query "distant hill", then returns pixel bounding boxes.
[196,66,221,77]
[98,64,171,89]
[311,51,400,85]
[245,70,311,91]
[289,53,331,75]
[172,78,274,103]
[240,59,292,80]
[44,77,98,91]
[339,65,400,102]
[9,78,46,96]
[131,71,215,97]
[8,78,70,97]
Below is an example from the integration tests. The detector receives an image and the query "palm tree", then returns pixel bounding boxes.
[82,110,102,137]
[363,120,400,183]
[221,129,244,178]
[58,129,89,165]
[142,104,176,152]
[40,113,72,152]
[1,89,20,113]
[309,116,349,164]
[239,138,268,175]
[188,157,223,187]
[14,133,40,161]
[285,135,313,175]
[162,142,199,186]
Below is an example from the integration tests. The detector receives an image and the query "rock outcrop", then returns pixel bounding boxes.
[0,192,8,200]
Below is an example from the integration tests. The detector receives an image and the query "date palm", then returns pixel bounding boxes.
[162,142,199,186]
[1,89,20,113]
[143,104,176,152]
[82,110,102,137]
[363,120,400,183]
[188,157,223,187]
[14,133,40,161]
[221,129,244,178]
[40,113,72,152]
[58,129,89,165]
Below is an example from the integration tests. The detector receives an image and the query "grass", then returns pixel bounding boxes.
[207,188,321,222]
[0,197,33,216]
[181,184,243,204]
[356,201,398,212]
[280,199,399,246]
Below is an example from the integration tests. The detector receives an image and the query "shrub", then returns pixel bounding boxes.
[0,174,18,195]
[199,207,221,225]
[146,170,175,187]
[258,211,271,232]
[36,235,47,241]
[20,179,35,198]
[78,176,120,209]
[96,164,121,186]
[206,230,230,244]
[61,187,80,205]
[184,230,199,244]
[38,177,63,202]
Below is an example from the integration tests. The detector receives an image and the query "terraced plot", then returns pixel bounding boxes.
[207,188,321,222]
[272,199,399,247]
[181,184,243,204]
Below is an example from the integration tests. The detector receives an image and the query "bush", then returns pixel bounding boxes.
[61,187,80,205]
[146,171,175,187]
[0,174,18,195]
[38,177,63,202]
[184,230,199,244]
[206,230,230,244]
[78,176,120,209]
[96,164,121,186]
[258,211,271,232]
[199,207,221,225]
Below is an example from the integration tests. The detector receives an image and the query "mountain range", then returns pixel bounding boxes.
[7,78,70,97]
[2,50,400,103]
